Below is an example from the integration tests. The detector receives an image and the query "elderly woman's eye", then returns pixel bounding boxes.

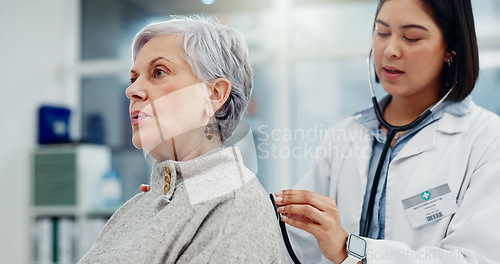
[153,69,166,78]
[130,78,137,84]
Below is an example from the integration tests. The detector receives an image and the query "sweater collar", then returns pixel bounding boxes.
[150,146,253,204]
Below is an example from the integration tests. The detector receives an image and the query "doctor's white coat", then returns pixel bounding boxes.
[289,101,500,264]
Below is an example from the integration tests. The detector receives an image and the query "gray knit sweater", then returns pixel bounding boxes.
[78,147,288,263]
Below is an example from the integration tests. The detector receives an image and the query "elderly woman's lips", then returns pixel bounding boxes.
[130,111,148,126]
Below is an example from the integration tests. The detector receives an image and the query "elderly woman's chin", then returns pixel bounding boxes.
[131,130,165,157]
[131,133,144,150]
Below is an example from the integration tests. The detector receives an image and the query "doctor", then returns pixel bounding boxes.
[274,0,500,263]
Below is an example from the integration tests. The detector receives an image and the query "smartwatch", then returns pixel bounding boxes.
[341,234,367,264]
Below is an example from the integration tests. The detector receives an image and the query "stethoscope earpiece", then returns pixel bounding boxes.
[363,48,455,237]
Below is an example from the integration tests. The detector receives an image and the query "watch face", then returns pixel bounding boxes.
[348,234,367,258]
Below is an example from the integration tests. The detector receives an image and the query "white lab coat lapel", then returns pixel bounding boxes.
[340,120,373,233]
[354,128,373,190]
[393,121,438,161]
[350,117,373,195]
[435,111,471,135]
[394,108,472,162]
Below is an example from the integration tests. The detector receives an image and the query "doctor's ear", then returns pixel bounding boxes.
[444,49,457,64]
[208,78,231,113]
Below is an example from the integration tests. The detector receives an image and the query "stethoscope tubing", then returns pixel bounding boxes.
[364,49,454,237]
[269,194,302,264]
[269,49,455,263]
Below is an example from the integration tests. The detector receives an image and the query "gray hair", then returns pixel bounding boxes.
[132,16,253,140]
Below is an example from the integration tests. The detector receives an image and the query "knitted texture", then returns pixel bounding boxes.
[78,147,287,263]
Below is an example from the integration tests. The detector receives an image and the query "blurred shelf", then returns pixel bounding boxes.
[32,206,118,218]
[32,206,78,217]
[87,206,119,217]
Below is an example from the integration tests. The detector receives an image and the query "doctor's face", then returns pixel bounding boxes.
[126,35,211,158]
[373,0,450,101]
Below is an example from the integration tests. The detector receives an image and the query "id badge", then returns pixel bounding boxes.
[401,184,458,228]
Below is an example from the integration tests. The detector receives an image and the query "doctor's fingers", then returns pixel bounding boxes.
[275,189,338,212]
[278,203,332,227]
[283,213,315,223]
[280,205,344,247]
[280,202,347,263]
[280,212,323,239]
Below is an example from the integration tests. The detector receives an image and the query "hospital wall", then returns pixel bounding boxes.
[1,0,499,263]
[0,0,79,263]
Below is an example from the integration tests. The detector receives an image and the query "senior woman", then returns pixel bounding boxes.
[78,17,287,263]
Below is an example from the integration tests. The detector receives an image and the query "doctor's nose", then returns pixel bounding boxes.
[126,80,147,101]
[384,37,401,59]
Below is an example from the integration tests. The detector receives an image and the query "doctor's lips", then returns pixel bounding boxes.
[130,111,149,126]
[383,66,405,80]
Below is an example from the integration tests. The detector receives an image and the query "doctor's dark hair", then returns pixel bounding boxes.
[132,16,253,140]
[374,0,479,102]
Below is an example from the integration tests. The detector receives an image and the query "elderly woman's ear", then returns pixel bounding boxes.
[208,78,231,114]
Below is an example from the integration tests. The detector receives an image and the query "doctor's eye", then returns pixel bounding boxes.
[404,37,420,43]
[377,32,390,38]
[130,77,137,84]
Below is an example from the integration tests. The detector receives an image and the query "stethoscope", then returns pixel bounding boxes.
[269,49,455,264]
[363,48,454,237]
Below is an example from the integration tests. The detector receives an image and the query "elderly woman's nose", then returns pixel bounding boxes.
[126,81,147,101]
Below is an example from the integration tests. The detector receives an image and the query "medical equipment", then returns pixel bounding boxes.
[363,49,454,237]
[269,50,455,263]
[269,194,302,264]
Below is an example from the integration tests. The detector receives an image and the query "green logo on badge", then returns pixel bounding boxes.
[421,191,431,201]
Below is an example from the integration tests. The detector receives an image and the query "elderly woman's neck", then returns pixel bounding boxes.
[149,134,223,162]
[176,139,223,162]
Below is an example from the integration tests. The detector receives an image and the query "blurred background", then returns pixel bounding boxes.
[1,0,499,263]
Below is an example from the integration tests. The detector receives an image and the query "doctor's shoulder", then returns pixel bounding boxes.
[464,102,500,141]
[450,102,500,189]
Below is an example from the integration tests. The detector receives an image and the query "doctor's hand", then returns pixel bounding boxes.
[274,189,349,264]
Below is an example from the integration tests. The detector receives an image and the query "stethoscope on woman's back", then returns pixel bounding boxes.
[269,49,455,264]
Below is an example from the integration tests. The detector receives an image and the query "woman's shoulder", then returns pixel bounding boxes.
[210,177,288,262]
[469,102,500,128]
[459,101,500,141]
[101,192,149,223]
[436,101,500,157]
[234,176,273,209]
